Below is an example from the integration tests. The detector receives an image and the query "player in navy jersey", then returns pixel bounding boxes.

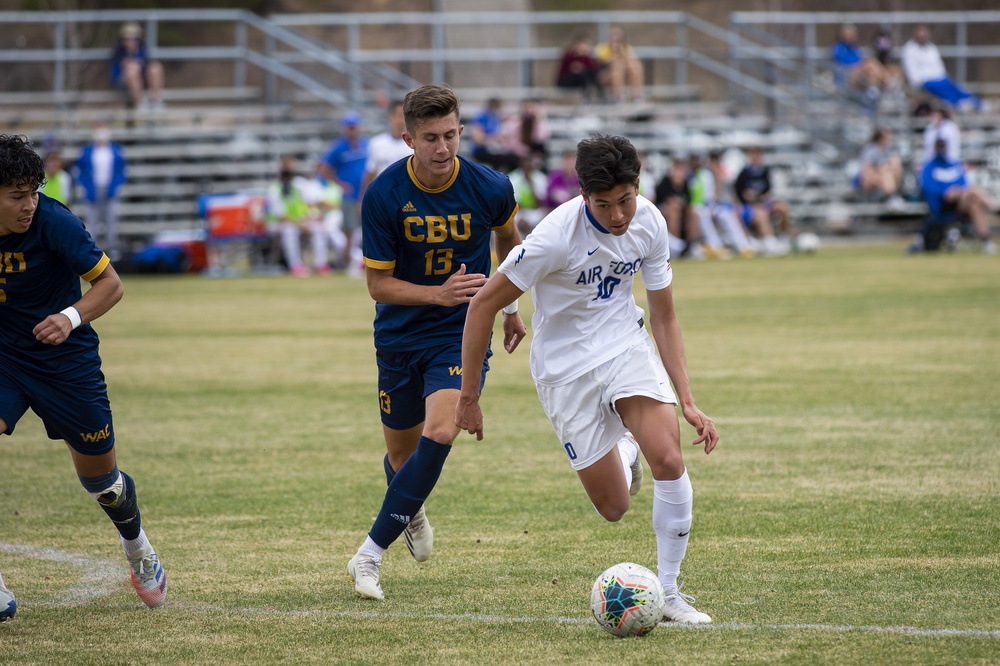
[346,85,525,600]
[0,135,166,620]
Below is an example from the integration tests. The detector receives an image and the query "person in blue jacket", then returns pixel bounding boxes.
[919,139,996,254]
[74,123,127,259]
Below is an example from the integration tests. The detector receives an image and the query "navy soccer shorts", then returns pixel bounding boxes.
[0,361,116,455]
[375,339,490,431]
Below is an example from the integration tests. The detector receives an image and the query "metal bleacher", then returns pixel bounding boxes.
[1,8,998,250]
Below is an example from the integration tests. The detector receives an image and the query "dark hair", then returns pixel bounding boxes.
[575,135,640,195]
[870,127,887,143]
[403,84,460,133]
[0,134,45,190]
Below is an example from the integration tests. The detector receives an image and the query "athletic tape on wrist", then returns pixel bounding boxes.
[60,306,82,329]
[502,300,519,315]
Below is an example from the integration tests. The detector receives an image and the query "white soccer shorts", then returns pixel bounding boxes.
[535,338,676,471]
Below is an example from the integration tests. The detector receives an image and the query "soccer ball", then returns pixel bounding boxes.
[590,562,665,637]
[797,231,821,254]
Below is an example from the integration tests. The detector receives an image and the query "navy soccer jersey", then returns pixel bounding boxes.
[362,155,517,351]
[0,193,109,376]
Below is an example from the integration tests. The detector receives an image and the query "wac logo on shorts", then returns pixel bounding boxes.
[79,423,111,443]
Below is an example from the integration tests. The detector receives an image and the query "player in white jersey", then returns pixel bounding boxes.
[456,134,718,624]
[363,100,413,189]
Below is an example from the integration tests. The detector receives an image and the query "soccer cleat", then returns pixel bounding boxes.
[346,553,384,600]
[403,505,433,562]
[660,585,712,624]
[0,576,15,622]
[127,545,167,609]
[619,432,643,496]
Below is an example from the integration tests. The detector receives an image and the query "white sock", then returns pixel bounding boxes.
[652,469,693,590]
[359,536,385,560]
[121,527,150,560]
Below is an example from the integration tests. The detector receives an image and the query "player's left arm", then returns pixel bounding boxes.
[33,263,124,346]
[491,218,527,353]
[646,285,718,454]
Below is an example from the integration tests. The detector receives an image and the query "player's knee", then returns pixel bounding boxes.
[79,468,125,507]
[422,426,457,447]
[594,498,630,522]
[646,451,684,482]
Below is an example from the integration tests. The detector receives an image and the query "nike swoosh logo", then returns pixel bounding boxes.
[677,531,690,537]
[587,247,599,255]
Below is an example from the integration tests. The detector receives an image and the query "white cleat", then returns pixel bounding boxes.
[661,585,712,623]
[403,505,433,562]
[126,545,167,609]
[620,432,643,496]
[346,553,384,600]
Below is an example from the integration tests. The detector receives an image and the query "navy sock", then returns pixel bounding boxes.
[80,470,142,541]
[369,437,450,549]
[383,454,396,485]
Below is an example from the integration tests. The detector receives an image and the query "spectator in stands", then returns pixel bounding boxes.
[555,33,603,103]
[507,153,550,238]
[110,22,165,111]
[856,128,905,208]
[707,149,755,258]
[319,112,369,277]
[901,24,983,113]
[734,146,791,256]
[504,99,551,165]
[468,98,521,173]
[655,156,704,259]
[869,27,904,87]
[42,150,73,207]
[363,99,412,190]
[267,155,331,276]
[687,152,733,259]
[917,139,996,255]
[922,105,961,166]
[545,149,580,210]
[831,24,903,106]
[74,123,127,260]
[595,25,646,105]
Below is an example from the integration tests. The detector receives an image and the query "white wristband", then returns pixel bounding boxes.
[502,300,518,315]
[60,306,82,330]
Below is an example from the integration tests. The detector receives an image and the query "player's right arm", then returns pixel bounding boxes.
[455,272,525,440]
[33,262,124,346]
[365,263,487,307]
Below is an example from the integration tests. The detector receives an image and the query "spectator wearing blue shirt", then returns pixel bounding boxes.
[74,123,127,259]
[831,24,903,107]
[468,98,520,173]
[319,112,369,275]
[110,22,165,111]
[918,139,996,254]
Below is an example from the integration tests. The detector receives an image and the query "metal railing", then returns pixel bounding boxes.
[2,9,998,120]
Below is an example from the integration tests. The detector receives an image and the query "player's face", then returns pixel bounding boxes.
[0,182,39,236]
[583,183,638,236]
[403,112,462,188]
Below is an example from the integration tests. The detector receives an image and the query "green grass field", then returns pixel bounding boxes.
[1,241,998,665]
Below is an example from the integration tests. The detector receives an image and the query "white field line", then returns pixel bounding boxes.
[0,543,123,605]
[3,542,998,639]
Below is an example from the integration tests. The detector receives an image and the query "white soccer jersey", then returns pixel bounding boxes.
[498,194,672,387]
[366,132,412,179]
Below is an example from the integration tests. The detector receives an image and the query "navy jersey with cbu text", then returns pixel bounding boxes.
[0,193,109,377]
[362,155,517,351]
